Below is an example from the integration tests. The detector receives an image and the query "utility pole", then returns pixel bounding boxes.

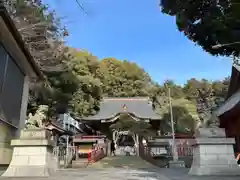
[168,88,178,161]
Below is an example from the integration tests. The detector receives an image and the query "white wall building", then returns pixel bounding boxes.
[58,113,82,134]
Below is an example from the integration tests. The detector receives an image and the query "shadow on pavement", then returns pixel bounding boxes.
[89,156,158,170]
[1,157,240,180]
[89,156,240,180]
[153,168,240,180]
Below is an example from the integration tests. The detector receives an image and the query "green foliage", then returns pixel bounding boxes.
[6,0,70,117]
[160,99,198,133]
[160,0,240,56]
[10,1,230,134]
[152,78,229,133]
[44,50,102,118]
[98,59,151,97]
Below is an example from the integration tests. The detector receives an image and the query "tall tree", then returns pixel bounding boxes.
[5,0,69,71]
[4,1,76,118]
[66,50,102,117]
[163,80,185,98]
[160,0,240,56]
[98,58,153,97]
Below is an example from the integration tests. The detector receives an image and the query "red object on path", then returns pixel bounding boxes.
[88,150,92,162]
[87,146,105,164]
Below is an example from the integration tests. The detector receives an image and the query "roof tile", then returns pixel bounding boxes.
[82,97,160,120]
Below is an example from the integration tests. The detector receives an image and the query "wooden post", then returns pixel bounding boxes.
[75,145,79,160]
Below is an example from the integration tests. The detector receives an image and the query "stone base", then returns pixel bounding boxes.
[189,137,240,176]
[189,165,240,176]
[2,166,54,177]
[1,129,58,177]
[0,121,15,165]
[169,160,185,168]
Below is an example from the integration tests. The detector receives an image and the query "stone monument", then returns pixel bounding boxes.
[189,114,240,175]
[2,105,58,177]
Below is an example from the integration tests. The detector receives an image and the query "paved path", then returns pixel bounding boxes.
[88,156,157,169]
[54,168,240,180]
[1,156,240,179]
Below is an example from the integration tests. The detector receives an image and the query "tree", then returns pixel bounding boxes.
[212,78,229,98]
[163,80,185,98]
[109,114,155,137]
[28,48,103,118]
[6,0,69,72]
[183,78,202,101]
[5,0,71,117]
[160,98,198,133]
[6,0,231,125]
[162,106,196,133]
[160,0,240,56]
[51,49,102,118]
[5,1,98,120]
[98,58,153,97]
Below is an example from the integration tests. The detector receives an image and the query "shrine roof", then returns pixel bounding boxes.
[81,97,160,120]
[226,64,240,99]
[216,64,240,116]
[45,121,73,135]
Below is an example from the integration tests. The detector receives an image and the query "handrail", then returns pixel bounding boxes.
[87,146,105,164]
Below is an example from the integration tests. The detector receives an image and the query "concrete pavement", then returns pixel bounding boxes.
[0,156,240,179]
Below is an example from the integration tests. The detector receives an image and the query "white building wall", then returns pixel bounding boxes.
[58,113,81,133]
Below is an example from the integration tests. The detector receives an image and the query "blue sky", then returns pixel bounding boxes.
[43,0,232,85]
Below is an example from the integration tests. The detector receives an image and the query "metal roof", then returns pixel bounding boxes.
[226,64,240,99]
[81,97,160,120]
[216,64,240,116]
[216,88,240,116]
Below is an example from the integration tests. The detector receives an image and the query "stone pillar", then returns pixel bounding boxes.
[2,129,58,177]
[16,76,29,137]
[189,128,240,175]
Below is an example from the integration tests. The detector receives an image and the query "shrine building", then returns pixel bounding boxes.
[78,97,161,151]
[216,63,240,153]
[81,97,160,129]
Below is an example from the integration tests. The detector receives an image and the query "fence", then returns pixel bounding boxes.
[87,145,106,164]
[176,143,193,157]
[53,146,76,168]
[139,140,193,168]
[146,143,193,157]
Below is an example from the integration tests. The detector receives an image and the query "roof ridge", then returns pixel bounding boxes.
[103,97,150,101]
